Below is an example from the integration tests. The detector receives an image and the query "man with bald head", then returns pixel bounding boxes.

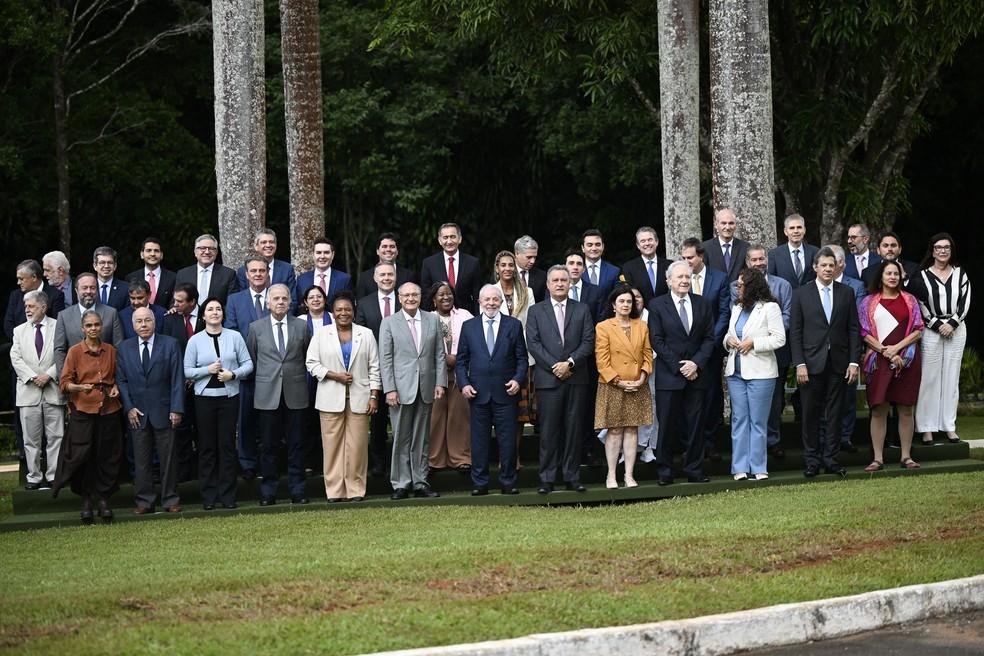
[702,208,750,282]
[379,282,447,499]
[116,307,185,513]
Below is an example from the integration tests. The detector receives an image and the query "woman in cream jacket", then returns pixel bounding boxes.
[723,268,786,481]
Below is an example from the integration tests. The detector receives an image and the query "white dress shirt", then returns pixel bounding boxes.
[377,290,396,317]
[139,333,156,359]
[270,314,289,349]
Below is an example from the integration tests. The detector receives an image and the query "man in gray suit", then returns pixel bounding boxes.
[246,284,311,505]
[379,282,447,499]
[53,272,124,374]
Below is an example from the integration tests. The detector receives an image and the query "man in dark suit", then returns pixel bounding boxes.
[768,214,819,288]
[789,246,861,478]
[225,254,272,479]
[861,231,919,288]
[246,284,311,505]
[235,228,297,295]
[456,284,528,495]
[125,237,176,311]
[53,272,124,374]
[119,280,167,340]
[680,238,731,459]
[116,307,185,514]
[355,262,401,476]
[620,226,671,305]
[702,207,750,282]
[648,260,717,485]
[355,233,417,298]
[175,233,239,307]
[42,251,73,306]
[564,249,603,321]
[514,235,547,302]
[161,282,203,482]
[420,223,483,314]
[844,223,881,280]
[4,260,65,339]
[582,228,622,303]
[526,265,595,493]
[293,237,352,310]
[92,246,129,310]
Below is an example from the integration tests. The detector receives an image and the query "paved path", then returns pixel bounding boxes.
[745,609,984,655]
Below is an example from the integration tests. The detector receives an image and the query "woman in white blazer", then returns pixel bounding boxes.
[306,291,381,501]
[723,268,786,481]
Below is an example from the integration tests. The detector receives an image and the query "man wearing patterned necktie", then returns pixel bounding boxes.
[126,237,176,311]
[176,233,240,308]
[293,237,353,312]
[701,208,750,283]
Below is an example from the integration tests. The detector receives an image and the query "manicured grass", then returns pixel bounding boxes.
[0,472,17,522]
[1,471,982,655]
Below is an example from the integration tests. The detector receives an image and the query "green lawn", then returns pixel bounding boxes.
[1,471,982,655]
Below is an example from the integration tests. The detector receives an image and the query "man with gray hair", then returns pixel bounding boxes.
[92,246,129,310]
[620,226,671,305]
[844,224,880,280]
[10,290,65,490]
[5,259,65,339]
[514,235,546,301]
[42,250,73,305]
[379,282,447,499]
[175,233,240,306]
[768,214,819,288]
[235,227,297,295]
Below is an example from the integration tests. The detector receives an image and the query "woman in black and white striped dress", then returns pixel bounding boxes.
[911,233,971,444]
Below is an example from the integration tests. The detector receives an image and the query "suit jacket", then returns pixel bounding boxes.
[116,334,185,430]
[10,316,64,406]
[519,268,547,304]
[119,304,167,340]
[525,298,596,389]
[861,258,919,288]
[161,312,205,353]
[379,310,447,404]
[53,303,124,374]
[420,251,483,314]
[569,281,603,323]
[126,268,177,310]
[293,267,353,309]
[95,278,130,311]
[768,243,819,287]
[844,251,882,281]
[354,292,401,341]
[455,314,528,405]
[648,293,716,390]
[723,302,786,379]
[594,318,652,384]
[235,258,296,295]
[584,259,621,304]
[246,315,310,410]
[837,275,867,308]
[694,266,732,345]
[702,237,750,282]
[355,265,417,298]
[731,274,793,368]
[175,264,240,307]
[4,283,65,339]
[224,288,271,338]
[306,323,380,413]
[789,281,862,375]
[620,256,671,305]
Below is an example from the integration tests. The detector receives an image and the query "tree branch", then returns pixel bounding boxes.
[624,71,659,127]
[69,0,144,60]
[67,105,150,150]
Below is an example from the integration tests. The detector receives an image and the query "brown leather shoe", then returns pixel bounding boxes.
[133,506,153,515]
[166,505,183,513]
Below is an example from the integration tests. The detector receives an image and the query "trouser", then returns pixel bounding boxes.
[536,384,587,484]
[428,379,471,469]
[132,424,179,509]
[470,399,518,489]
[727,377,774,475]
[175,386,198,482]
[258,400,305,499]
[236,381,259,472]
[916,323,966,432]
[320,401,370,499]
[368,403,391,471]
[389,396,433,491]
[701,354,725,450]
[654,386,706,480]
[800,358,845,470]
[20,402,65,483]
[196,395,239,506]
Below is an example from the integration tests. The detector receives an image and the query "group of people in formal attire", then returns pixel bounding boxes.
[2,212,971,521]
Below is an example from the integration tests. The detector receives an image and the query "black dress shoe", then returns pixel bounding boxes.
[840,442,858,453]
[687,476,711,483]
[38,479,53,490]
[825,466,848,478]
[259,497,276,506]
[327,497,345,503]
[349,496,364,502]
[202,504,215,510]
[97,498,113,521]
[537,483,553,495]
[414,486,440,498]
[565,482,587,492]
[241,469,256,481]
[391,488,409,500]
[804,466,820,478]
[657,477,674,486]
[291,496,309,505]
[768,445,786,458]
[24,481,41,491]
[501,486,520,495]
[222,502,238,509]
[471,487,488,496]
[370,464,385,477]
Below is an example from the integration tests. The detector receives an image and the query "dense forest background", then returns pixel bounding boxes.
[1,0,981,349]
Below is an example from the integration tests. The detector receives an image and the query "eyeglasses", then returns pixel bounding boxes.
[399,293,421,298]
[933,245,951,251]
[196,246,217,252]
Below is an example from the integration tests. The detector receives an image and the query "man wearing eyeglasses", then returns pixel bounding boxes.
[175,233,240,307]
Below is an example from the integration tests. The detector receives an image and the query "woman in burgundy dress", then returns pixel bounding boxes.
[858,260,924,472]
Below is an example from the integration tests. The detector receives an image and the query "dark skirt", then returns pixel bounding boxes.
[53,409,123,499]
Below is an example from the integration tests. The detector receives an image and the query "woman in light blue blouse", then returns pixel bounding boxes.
[183,297,253,509]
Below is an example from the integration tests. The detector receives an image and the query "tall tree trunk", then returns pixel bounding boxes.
[53,55,72,257]
[212,0,266,270]
[709,0,777,247]
[656,0,701,253]
[281,0,324,274]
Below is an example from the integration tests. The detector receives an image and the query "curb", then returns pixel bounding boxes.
[367,575,984,655]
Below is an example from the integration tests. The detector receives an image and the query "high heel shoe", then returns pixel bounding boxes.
[624,476,638,488]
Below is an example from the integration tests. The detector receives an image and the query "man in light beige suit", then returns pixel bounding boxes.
[10,290,65,490]
[379,282,447,499]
